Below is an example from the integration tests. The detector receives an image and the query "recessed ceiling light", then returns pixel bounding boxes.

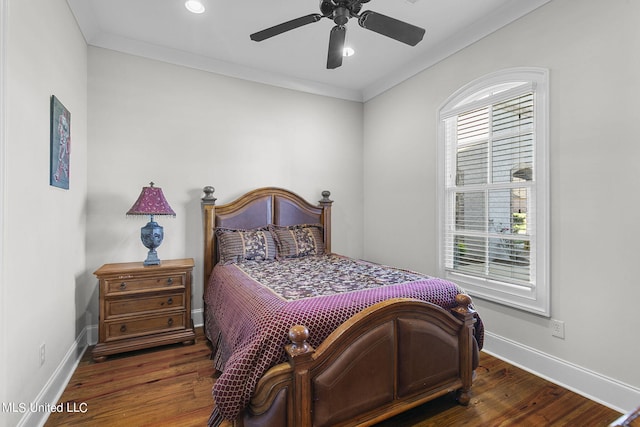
[185,0,205,14]
[343,47,355,57]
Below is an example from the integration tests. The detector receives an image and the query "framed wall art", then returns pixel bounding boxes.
[50,95,70,189]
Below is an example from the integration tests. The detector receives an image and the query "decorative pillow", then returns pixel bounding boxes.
[215,227,277,264]
[269,224,325,258]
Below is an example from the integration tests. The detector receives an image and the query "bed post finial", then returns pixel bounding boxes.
[202,186,216,204]
[286,325,313,357]
[320,190,332,204]
[452,294,475,316]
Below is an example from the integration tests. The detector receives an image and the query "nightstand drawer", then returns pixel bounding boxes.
[105,274,185,294]
[106,312,186,341]
[106,293,185,317]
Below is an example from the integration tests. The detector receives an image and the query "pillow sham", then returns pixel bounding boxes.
[215,227,277,264]
[269,224,325,258]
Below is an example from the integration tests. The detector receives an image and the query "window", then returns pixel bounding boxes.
[438,68,549,316]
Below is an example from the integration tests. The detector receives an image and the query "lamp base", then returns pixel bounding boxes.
[140,220,164,266]
[143,249,161,266]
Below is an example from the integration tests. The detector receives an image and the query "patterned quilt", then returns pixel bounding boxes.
[204,254,483,426]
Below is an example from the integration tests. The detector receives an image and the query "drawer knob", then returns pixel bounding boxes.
[120,282,127,290]
[167,318,173,326]
[166,278,173,285]
[120,325,127,333]
[167,297,173,305]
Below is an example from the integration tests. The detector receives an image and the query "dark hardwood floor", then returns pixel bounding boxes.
[45,328,621,426]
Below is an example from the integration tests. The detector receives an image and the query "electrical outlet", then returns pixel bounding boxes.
[551,319,565,339]
[39,343,46,366]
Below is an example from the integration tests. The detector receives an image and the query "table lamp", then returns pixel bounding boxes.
[126,182,176,265]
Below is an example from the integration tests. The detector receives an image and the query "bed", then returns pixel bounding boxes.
[201,186,483,427]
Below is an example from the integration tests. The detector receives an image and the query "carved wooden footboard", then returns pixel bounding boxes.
[236,295,477,427]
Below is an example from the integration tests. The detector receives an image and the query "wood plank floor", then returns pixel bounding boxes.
[46,328,621,426]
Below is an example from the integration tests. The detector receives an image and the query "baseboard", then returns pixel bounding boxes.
[87,324,98,345]
[192,308,204,328]
[483,331,640,414]
[17,327,90,427]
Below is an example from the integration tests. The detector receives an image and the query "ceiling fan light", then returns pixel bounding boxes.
[185,0,205,14]
[343,47,355,57]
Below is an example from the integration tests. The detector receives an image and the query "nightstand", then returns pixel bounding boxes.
[92,258,196,362]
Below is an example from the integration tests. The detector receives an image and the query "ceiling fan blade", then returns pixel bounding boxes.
[250,14,323,42]
[358,10,425,46]
[327,25,346,69]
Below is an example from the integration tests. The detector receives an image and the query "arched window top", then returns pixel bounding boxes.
[441,67,548,119]
[453,81,527,108]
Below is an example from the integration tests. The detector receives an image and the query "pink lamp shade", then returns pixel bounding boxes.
[126,182,176,217]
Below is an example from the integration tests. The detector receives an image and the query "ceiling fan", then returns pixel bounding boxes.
[250,0,426,69]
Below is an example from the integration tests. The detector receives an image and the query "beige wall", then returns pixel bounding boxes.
[1,0,88,426]
[364,0,640,404]
[86,47,365,325]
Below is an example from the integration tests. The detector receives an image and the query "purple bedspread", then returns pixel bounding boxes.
[204,254,483,426]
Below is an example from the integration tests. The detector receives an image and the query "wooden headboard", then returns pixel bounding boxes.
[201,186,333,288]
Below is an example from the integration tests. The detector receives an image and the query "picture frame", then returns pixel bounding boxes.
[50,95,70,189]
